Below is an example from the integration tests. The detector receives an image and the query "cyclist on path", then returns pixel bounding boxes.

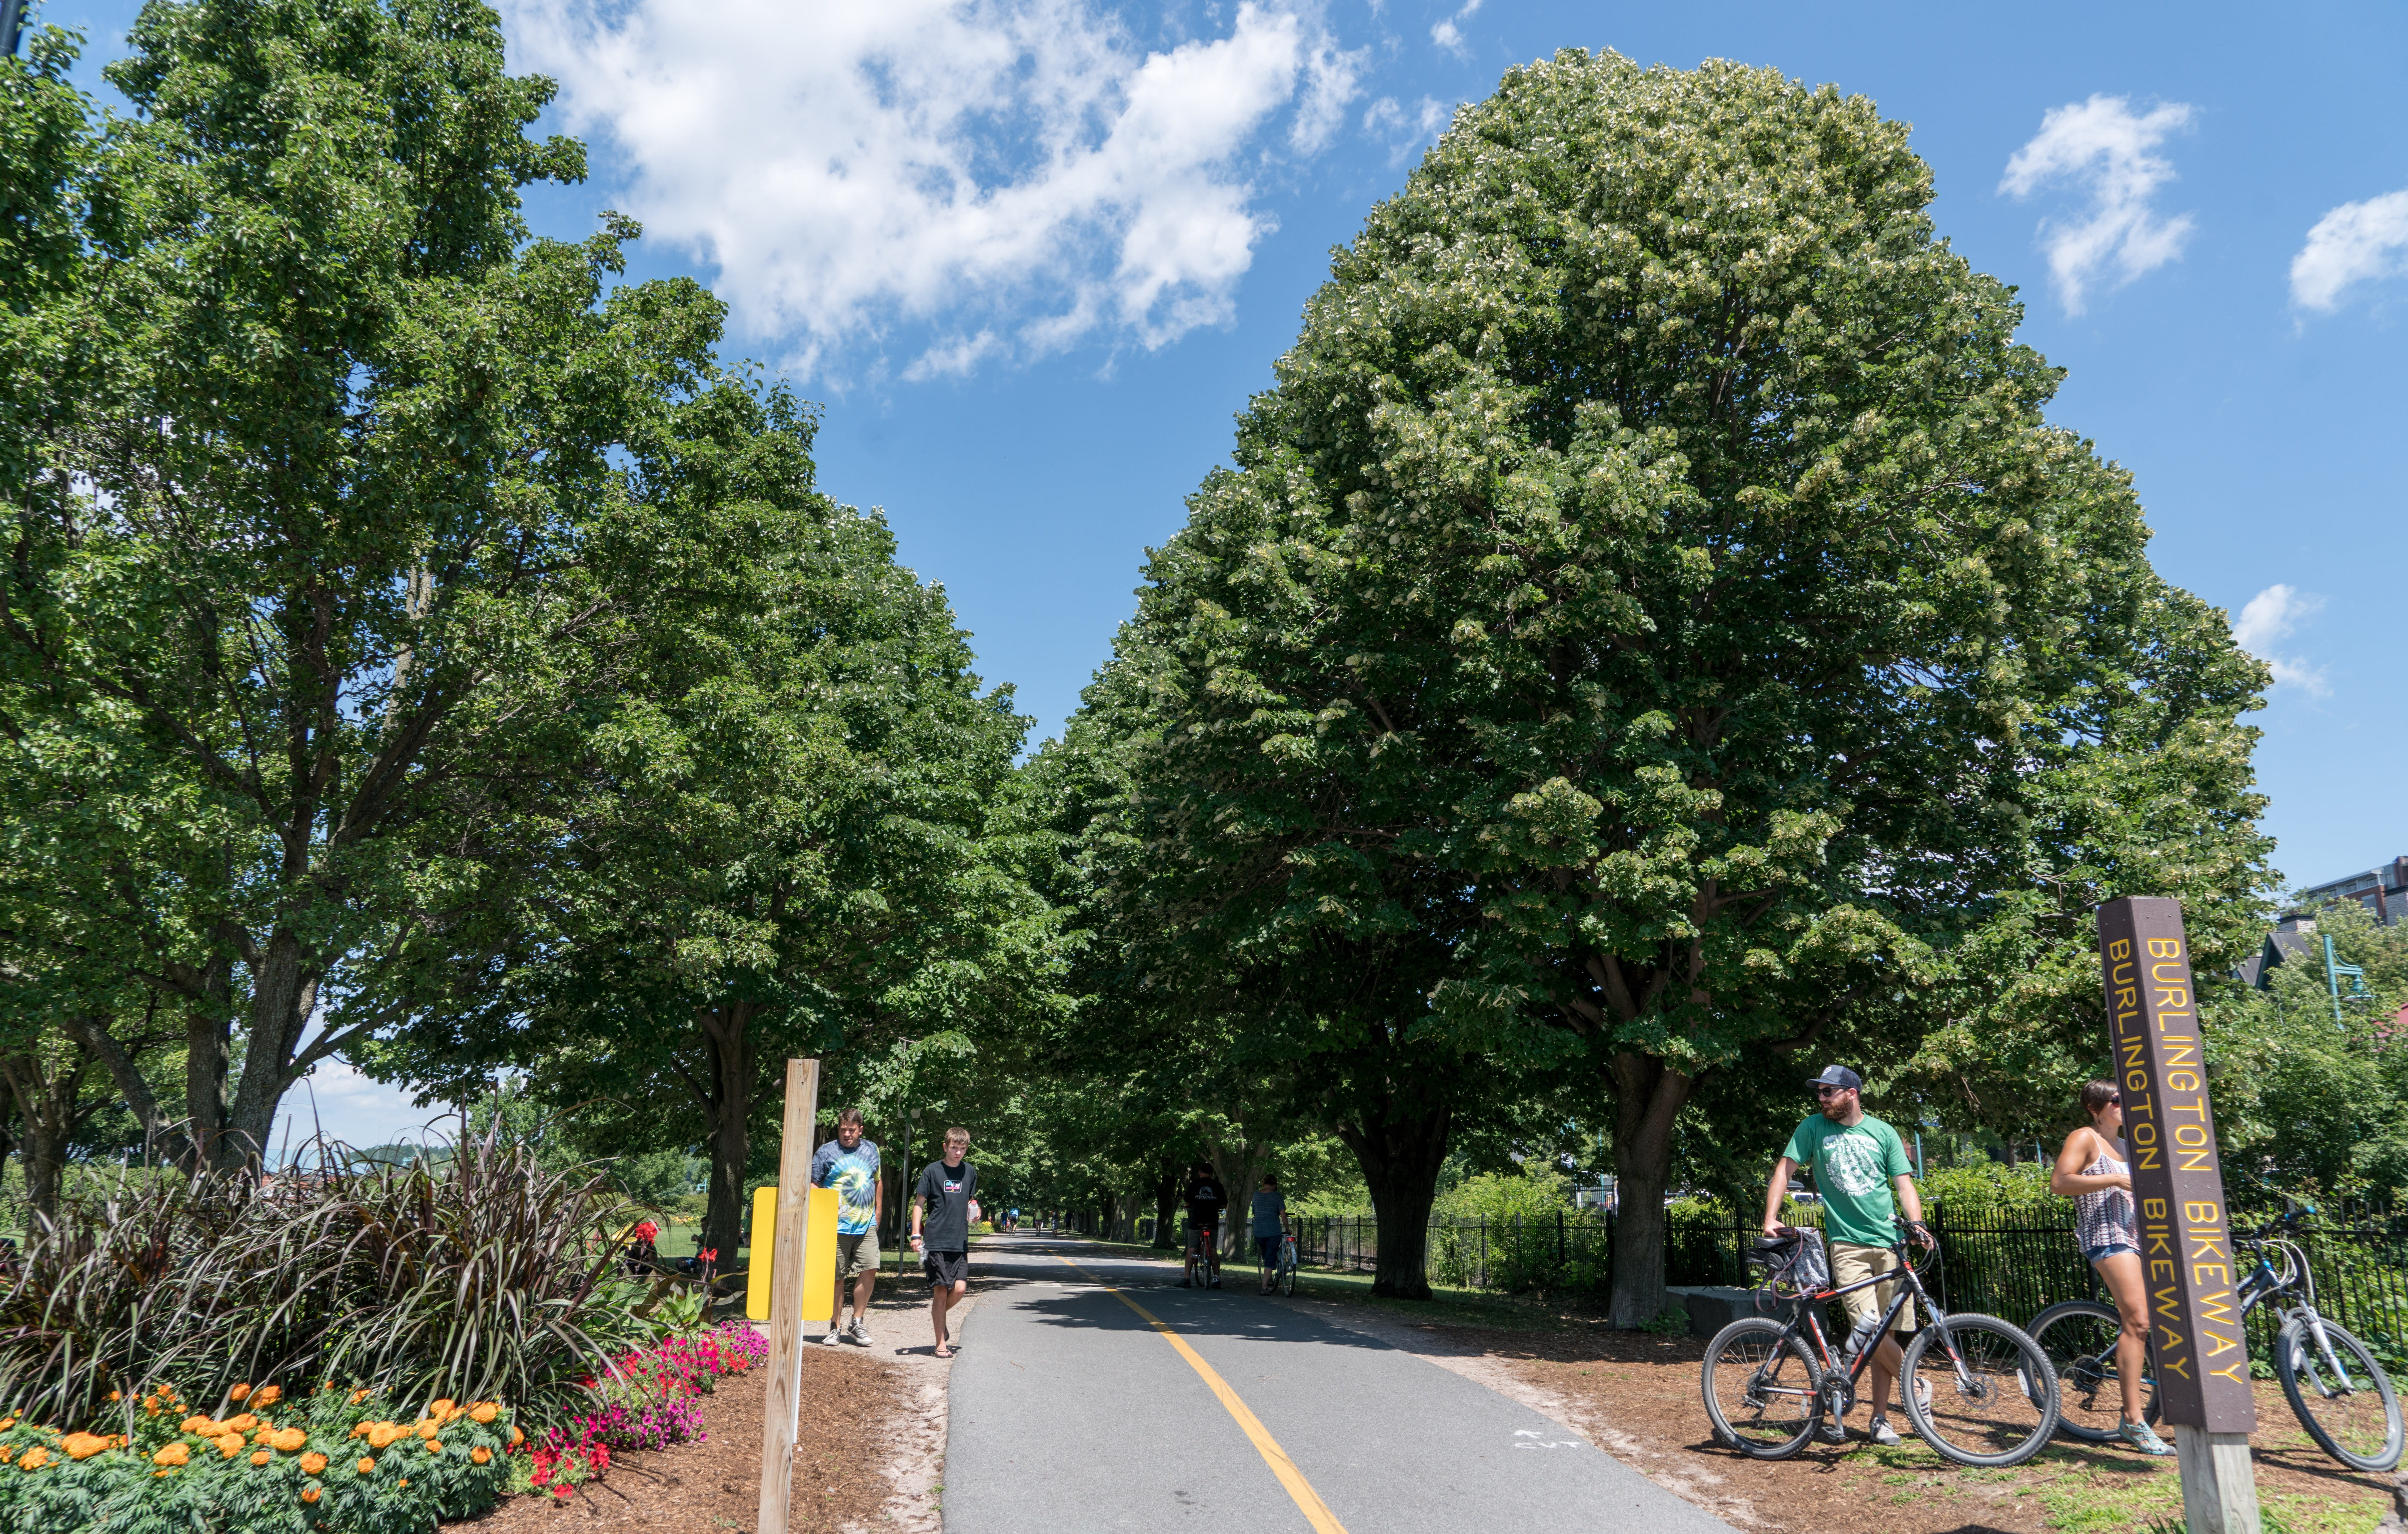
[2050,1080,2172,1455]
[1761,1065,1932,1446]
[1250,1174,1288,1293]
[1182,1164,1228,1288]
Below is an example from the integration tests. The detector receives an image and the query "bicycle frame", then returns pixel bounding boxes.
[2237,1225,2361,1394]
[1762,1233,1972,1407]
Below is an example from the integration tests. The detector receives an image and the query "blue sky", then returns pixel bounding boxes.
[34,0,2408,1141]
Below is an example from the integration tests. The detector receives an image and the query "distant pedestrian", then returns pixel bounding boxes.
[2051,1080,2172,1455]
[1250,1174,1288,1294]
[813,1109,883,1348]
[910,1127,978,1358]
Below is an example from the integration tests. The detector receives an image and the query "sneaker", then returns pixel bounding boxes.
[817,1327,843,1347]
[1915,1377,1933,1414]
[1867,1418,1903,1447]
[848,1320,873,1347]
[1816,1418,1849,1445]
[2118,1420,2174,1457]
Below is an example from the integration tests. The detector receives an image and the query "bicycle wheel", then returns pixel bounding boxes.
[1901,1313,2061,1467]
[1277,1247,1297,1296]
[2029,1300,2156,1443]
[2278,1317,2404,1472]
[1701,1317,1822,1459]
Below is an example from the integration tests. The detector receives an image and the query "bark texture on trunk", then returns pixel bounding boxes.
[1336,1100,1452,1299]
[222,931,322,1171]
[698,1003,759,1279]
[1605,1050,1696,1328]
[1207,1138,1273,1261]
[1151,1165,1180,1248]
[61,1012,187,1169]
[1,1036,108,1223]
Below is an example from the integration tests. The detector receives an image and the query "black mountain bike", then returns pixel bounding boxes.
[2028,1205,2402,1471]
[1702,1221,2061,1467]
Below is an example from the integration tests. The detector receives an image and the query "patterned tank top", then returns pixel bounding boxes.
[2073,1136,2138,1253]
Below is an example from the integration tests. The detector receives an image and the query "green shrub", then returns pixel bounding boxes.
[0,1137,646,1435]
[1917,1163,2061,1220]
[0,1381,518,1533]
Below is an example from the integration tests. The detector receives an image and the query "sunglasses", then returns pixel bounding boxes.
[1814,1085,1852,1098]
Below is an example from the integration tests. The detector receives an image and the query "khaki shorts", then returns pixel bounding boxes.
[836,1229,881,1279]
[1829,1240,1915,1334]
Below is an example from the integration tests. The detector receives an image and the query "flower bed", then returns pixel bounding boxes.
[511,1322,767,1503]
[0,1381,519,1533]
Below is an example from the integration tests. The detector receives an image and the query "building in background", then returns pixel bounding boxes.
[2295,857,2408,927]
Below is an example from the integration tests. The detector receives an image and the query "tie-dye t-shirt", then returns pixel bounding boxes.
[810,1138,882,1235]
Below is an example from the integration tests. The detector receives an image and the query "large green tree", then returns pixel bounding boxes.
[1103,52,2268,1323]
[1,0,735,1169]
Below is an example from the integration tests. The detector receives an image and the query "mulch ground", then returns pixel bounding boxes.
[1423,1320,2401,1534]
[443,1349,908,1534]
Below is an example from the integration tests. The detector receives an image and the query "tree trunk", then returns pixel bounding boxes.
[61,1012,187,1169]
[698,1003,758,1282]
[1152,1164,1179,1248]
[1605,1051,1696,1328]
[1,1035,109,1224]
[183,962,234,1171]
[1207,1138,1274,1261]
[1335,1101,1452,1299]
[221,930,323,1172]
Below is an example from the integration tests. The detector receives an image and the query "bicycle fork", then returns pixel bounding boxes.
[2295,1308,2360,1395]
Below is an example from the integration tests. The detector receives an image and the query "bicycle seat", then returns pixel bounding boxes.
[1753,1235,1796,1253]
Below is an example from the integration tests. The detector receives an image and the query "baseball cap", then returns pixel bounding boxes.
[1806,1065,1863,1091]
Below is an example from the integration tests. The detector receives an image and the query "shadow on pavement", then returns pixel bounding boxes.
[963,1234,1406,1353]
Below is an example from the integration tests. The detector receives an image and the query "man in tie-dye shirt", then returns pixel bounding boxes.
[811,1109,883,1346]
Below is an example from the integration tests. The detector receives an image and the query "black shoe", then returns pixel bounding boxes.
[1210,1279,1222,1289]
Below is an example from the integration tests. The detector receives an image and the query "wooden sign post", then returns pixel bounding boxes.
[755,1058,820,1534]
[2097,899,2260,1534]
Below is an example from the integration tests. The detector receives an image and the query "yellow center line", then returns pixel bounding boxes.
[1054,1255,1350,1534]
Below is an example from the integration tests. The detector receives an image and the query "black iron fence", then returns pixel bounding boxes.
[1264,1202,2408,1365]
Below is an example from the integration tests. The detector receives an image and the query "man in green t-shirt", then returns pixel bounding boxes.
[1761,1065,1932,1446]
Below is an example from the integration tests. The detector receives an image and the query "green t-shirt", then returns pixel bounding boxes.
[1782,1112,1912,1248]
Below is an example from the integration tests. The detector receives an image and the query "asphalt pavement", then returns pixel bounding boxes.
[941,1232,1739,1534]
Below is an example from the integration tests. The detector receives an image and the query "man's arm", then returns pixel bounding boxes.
[1894,1174,1926,1239]
[1762,1157,1797,1236]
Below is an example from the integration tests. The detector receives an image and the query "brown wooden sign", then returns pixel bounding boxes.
[2096,897,2256,1434]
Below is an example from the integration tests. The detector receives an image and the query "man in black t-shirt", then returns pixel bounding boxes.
[1181,1165,1227,1289]
[909,1126,978,1358]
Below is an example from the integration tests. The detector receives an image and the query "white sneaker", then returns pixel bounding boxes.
[817,1327,843,1346]
[1868,1418,1903,1447]
[848,1320,873,1347]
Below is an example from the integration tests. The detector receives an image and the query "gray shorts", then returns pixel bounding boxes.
[837,1229,881,1279]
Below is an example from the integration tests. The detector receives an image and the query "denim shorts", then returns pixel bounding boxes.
[2086,1242,2138,1263]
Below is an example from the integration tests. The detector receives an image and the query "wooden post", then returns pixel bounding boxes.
[755,1058,820,1534]
[2097,899,2259,1534]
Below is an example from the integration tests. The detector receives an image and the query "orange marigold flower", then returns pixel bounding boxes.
[228,1384,250,1403]
[106,1392,120,1403]
[508,1426,524,1448]
[301,1486,320,1504]
[226,1414,258,1433]
[270,1428,308,1453]
[425,1439,443,1455]
[468,1403,499,1425]
[0,1417,14,1430]
[430,1398,457,1421]
[356,1457,376,1474]
[416,1420,440,1441]
[251,1452,271,1467]
[250,1386,281,1409]
[152,1443,190,1467]
[351,1389,372,1406]
[398,1478,409,1488]
[301,1452,327,1476]
[216,1434,245,1459]
[368,1424,405,1450]
[18,1447,51,1470]
[471,1446,491,1465]
[159,1386,179,1401]
[180,1415,217,1435]
[60,1433,109,1461]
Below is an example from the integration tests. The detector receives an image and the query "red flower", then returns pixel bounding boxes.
[698,1247,717,1262]
[554,1484,574,1500]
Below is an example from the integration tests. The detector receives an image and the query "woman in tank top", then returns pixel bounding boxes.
[2050,1080,2171,1455]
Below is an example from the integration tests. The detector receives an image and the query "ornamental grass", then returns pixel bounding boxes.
[0,1133,648,1437]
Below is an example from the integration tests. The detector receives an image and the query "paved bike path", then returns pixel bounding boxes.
[943,1233,1738,1534]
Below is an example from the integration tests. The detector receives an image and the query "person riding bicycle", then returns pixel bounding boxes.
[1250,1174,1289,1294]
[1182,1164,1228,1289]
[1762,1065,1932,1447]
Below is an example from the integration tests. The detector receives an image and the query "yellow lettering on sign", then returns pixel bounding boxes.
[2194,1289,2236,1324]
[2155,1285,2184,1320]
[2142,1198,2167,1219]
[2162,1353,2192,1379]
[2109,937,2132,959]
[2146,939,2182,959]
[2154,986,2190,1010]
[2163,1042,2198,1068]
[2166,1070,2200,1092]
[2199,1327,2242,1359]
[2209,1361,2247,1385]
[2180,1148,2215,1171]
[2183,1201,2221,1225]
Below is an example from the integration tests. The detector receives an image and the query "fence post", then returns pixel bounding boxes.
[1479,1215,1488,1291]
[1558,1207,1566,1269]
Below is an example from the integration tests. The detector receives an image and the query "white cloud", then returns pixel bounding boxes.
[504,0,1354,377]
[1430,0,1482,56]
[2290,189,2408,312]
[273,1059,455,1153]
[2232,583,2329,695]
[1363,95,1453,165]
[1999,95,2195,315]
